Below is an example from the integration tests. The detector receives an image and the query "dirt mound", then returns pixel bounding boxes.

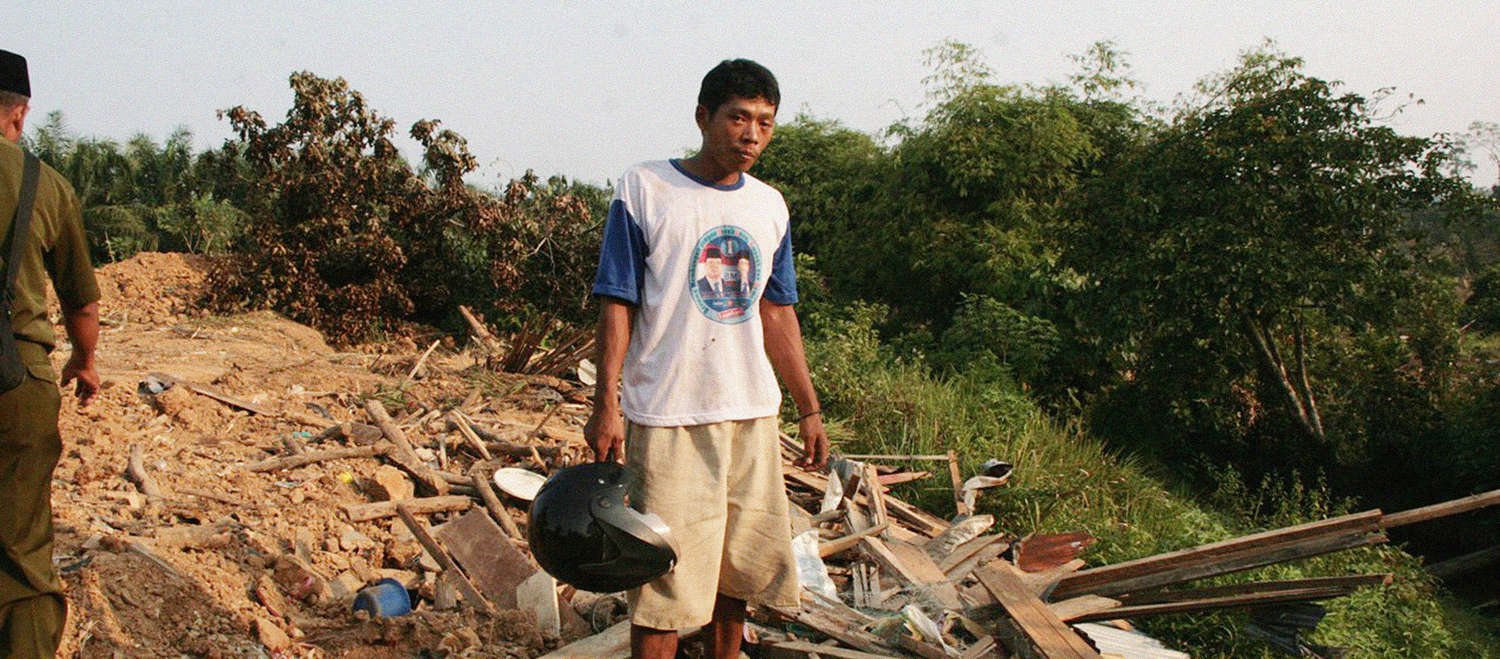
[43,252,597,657]
[91,251,210,326]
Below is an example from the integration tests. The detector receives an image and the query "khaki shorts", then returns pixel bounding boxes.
[625,416,800,630]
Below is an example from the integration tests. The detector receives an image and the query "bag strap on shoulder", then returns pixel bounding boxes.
[4,152,40,300]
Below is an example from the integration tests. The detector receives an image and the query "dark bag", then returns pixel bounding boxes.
[1,152,41,393]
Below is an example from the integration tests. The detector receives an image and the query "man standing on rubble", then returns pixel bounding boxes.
[585,59,828,659]
[0,49,101,657]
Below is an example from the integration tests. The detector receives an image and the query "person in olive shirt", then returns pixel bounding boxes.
[0,50,100,658]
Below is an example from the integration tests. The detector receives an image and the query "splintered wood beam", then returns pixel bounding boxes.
[948,450,971,516]
[784,469,950,538]
[1052,530,1387,600]
[344,495,472,522]
[1047,595,1121,622]
[1065,585,1361,623]
[877,471,931,487]
[458,305,504,353]
[1384,488,1500,529]
[246,443,391,472]
[366,399,450,495]
[820,522,891,558]
[396,503,495,614]
[471,469,523,540]
[860,537,963,610]
[1114,574,1393,605]
[863,464,890,530]
[448,412,493,460]
[1050,510,1382,599]
[974,564,1102,658]
[766,592,899,656]
[759,640,898,659]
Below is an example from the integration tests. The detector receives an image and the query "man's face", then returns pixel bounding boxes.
[696,95,777,175]
[705,257,723,279]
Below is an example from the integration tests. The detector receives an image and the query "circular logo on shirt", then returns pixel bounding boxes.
[689,226,761,324]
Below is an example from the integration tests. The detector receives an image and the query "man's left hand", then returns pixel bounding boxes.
[793,414,829,471]
[59,352,98,406]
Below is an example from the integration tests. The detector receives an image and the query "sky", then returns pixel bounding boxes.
[12,1,1500,188]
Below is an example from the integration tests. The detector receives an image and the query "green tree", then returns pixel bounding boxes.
[1069,46,1473,462]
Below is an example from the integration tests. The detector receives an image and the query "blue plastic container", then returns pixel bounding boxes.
[352,578,412,617]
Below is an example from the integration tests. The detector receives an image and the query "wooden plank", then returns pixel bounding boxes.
[948,450,971,516]
[974,564,1101,658]
[863,464,890,531]
[1055,530,1386,600]
[820,522,891,558]
[1046,595,1120,622]
[940,534,1010,574]
[432,508,537,609]
[1066,585,1360,623]
[762,640,899,659]
[785,470,950,537]
[860,537,962,610]
[1115,573,1393,605]
[149,371,273,415]
[1384,488,1500,528]
[1018,559,1086,598]
[766,601,898,656]
[945,539,1009,582]
[1050,510,1382,599]
[885,538,963,610]
[958,635,1004,659]
[470,469,523,540]
[448,412,493,460]
[840,454,952,461]
[344,495,471,522]
[877,471,931,487]
[246,443,390,472]
[395,504,494,614]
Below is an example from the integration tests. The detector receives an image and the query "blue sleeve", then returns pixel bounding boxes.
[763,227,799,305]
[592,200,647,305]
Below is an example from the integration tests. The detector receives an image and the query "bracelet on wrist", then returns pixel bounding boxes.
[797,409,822,422]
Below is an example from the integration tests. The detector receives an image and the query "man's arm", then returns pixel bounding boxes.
[59,300,99,404]
[584,298,634,463]
[760,299,827,470]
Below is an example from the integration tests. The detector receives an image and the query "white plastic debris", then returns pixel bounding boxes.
[791,529,839,600]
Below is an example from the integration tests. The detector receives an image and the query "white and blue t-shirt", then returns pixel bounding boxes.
[592,159,799,427]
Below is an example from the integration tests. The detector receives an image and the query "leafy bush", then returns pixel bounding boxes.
[204,73,599,344]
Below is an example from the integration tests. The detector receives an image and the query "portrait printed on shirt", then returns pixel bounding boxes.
[689,226,761,324]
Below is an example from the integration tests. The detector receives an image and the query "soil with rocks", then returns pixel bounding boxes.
[41,252,604,658]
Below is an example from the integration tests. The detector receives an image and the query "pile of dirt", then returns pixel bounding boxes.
[42,251,597,657]
[92,251,211,326]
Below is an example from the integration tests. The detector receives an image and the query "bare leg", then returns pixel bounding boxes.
[707,594,747,659]
[631,624,677,659]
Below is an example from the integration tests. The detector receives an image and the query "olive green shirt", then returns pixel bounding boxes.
[0,139,100,382]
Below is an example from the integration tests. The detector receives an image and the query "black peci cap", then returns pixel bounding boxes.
[0,50,29,97]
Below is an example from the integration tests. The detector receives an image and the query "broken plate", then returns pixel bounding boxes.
[493,468,548,502]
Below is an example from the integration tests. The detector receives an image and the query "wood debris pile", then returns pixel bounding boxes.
[546,432,1500,658]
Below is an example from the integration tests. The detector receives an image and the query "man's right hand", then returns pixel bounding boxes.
[585,406,626,463]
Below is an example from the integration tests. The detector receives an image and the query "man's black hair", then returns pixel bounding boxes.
[698,59,779,115]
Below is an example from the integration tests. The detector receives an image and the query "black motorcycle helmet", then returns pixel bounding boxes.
[527,462,679,593]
